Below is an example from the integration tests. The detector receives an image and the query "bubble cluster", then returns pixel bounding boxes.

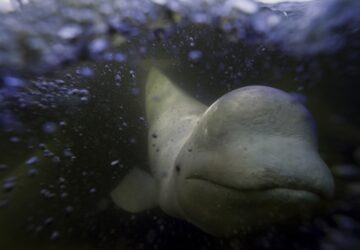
[0,0,357,78]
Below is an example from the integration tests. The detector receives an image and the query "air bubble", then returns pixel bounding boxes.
[50,231,60,240]
[3,76,25,88]
[65,206,74,214]
[9,136,20,143]
[129,70,136,78]
[3,177,16,191]
[188,50,203,61]
[114,53,127,62]
[58,25,82,40]
[0,164,8,171]
[40,189,56,199]
[110,160,120,166]
[131,87,140,96]
[59,121,67,126]
[27,168,39,176]
[0,199,9,208]
[89,38,108,54]
[43,149,55,158]
[115,73,121,81]
[26,156,39,165]
[61,192,68,198]
[77,67,94,77]
[42,122,58,134]
[80,96,89,102]
[44,217,54,225]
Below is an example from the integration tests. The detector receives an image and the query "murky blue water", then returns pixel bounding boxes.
[0,0,359,249]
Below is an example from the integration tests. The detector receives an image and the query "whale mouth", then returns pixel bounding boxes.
[185,176,325,201]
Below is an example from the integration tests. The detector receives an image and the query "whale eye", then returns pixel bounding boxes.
[175,165,181,173]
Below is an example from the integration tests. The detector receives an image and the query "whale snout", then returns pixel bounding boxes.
[174,137,334,236]
[183,136,334,200]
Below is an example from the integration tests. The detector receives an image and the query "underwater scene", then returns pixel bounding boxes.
[0,0,359,249]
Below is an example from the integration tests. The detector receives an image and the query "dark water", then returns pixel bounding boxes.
[0,0,360,249]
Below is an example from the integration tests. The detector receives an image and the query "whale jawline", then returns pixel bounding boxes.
[185,176,323,200]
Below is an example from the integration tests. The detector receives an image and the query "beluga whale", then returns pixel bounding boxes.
[111,67,334,237]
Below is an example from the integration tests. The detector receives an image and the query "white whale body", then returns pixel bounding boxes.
[111,68,334,236]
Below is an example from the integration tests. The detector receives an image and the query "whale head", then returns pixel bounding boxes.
[172,86,334,236]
